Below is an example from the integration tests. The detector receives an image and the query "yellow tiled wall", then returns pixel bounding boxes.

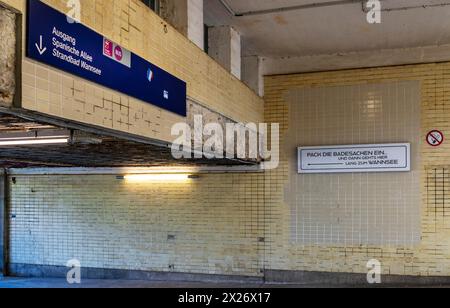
[9,173,265,277]
[10,62,450,278]
[264,62,450,277]
[3,0,264,142]
[7,1,450,279]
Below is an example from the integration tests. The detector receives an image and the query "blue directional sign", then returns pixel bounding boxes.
[26,0,187,117]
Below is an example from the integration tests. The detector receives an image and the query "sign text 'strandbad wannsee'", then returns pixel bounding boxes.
[298,144,411,174]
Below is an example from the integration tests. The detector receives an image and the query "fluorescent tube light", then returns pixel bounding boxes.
[0,138,69,146]
[123,174,193,182]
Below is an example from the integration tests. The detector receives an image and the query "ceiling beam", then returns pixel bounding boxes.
[262,43,450,76]
[218,0,363,17]
[8,165,263,175]
[0,106,170,149]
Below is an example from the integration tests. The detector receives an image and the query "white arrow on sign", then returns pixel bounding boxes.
[35,35,47,55]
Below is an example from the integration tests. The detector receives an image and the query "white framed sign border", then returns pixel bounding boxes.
[298,143,411,174]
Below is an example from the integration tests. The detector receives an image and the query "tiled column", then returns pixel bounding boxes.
[242,56,264,97]
[159,0,204,50]
[208,26,241,80]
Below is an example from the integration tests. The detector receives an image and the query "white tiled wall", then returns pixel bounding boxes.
[9,174,264,276]
[285,81,421,246]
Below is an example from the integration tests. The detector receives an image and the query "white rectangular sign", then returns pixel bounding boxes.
[298,143,411,174]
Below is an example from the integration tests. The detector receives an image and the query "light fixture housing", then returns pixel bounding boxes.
[0,129,71,146]
[0,138,69,146]
[123,174,194,182]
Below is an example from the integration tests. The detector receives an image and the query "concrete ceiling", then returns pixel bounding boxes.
[205,0,450,58]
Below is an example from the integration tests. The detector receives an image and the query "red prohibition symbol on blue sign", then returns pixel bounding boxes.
[427,130,444,147]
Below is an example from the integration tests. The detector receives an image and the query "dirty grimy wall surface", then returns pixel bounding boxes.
[0,5,16,106]
[8,173,265,277]
[10,63,450,279]
[264,62,450,277]
[5,1,450,280]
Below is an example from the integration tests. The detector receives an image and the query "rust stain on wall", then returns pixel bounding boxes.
[274,15,288,26]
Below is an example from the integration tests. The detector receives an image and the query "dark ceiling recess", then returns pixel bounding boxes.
[0,114,55,132]
[0,112,257,169]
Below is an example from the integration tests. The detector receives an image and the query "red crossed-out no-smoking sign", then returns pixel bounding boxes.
[427,130,444,147]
